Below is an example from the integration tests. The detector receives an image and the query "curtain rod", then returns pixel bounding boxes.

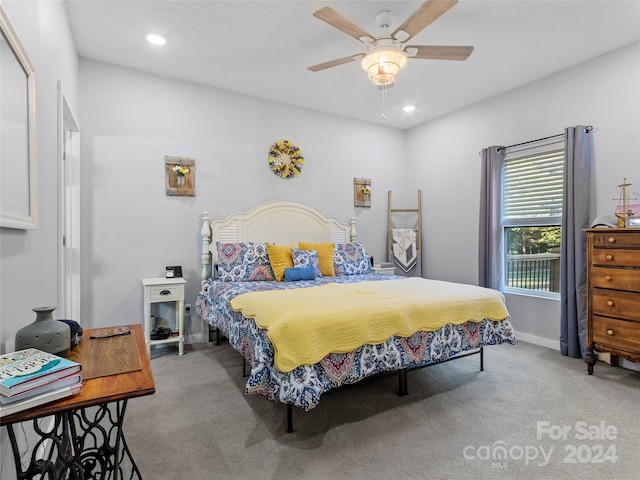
[495,125,593,152]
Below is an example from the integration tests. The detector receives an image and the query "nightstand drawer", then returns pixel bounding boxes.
[148,284,184,302]
[590,266,640,291]
[592,315,640,352]
[592,290,640,321]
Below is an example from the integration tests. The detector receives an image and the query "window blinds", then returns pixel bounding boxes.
[502,139,564,225]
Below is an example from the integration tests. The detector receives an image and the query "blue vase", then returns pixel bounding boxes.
[15,307,71,356]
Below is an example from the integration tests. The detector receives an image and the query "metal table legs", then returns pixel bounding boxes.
[7,400,142,480]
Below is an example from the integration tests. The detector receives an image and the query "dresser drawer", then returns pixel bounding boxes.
[592,315,640,352]
[592,290,640,322]
[590,266,640,291]
[591,248,640,267]
[590,232,640,248]
[147,283,184,302]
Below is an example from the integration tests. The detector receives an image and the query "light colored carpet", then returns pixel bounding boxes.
[124,340,640,480]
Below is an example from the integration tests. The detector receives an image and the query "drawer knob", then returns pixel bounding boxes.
[604,275,612,282]
[159,289,171,295]
[607,329,614,336]
[607,237,616,243]
[606,254,613,261]
[607,300,614,307]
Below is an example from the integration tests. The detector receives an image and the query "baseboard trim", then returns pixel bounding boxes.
[618,358,640,372]
[515,332,560,351]
[515,334,640,372]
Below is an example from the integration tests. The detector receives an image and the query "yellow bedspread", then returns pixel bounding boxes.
[230,277,510,372]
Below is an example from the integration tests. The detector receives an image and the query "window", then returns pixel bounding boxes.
[501,137,564,296]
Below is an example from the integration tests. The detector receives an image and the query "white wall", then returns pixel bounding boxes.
[78,59,406,339]
[404,42,640,348]
[0,0,79,350]
[0,1,79,478]
[76,41,640,348]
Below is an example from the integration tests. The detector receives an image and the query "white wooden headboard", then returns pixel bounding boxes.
[200,200,356,283]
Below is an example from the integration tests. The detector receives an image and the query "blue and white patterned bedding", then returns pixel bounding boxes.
[195,274,516,411]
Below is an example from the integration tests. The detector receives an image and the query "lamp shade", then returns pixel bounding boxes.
[361,48,408,86]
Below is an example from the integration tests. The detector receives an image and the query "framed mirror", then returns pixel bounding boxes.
[0,6,37,229]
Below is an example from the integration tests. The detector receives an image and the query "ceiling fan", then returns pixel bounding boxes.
[308,0,473,86]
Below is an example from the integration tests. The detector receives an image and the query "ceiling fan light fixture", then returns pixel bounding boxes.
[361,48,408,86]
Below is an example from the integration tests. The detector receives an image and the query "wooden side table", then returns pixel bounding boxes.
[142,277,186,356]
[0,324,155,480]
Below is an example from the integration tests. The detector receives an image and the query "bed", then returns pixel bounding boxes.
[195,200,516,431]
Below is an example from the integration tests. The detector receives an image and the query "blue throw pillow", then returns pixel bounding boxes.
[283,267,316,282]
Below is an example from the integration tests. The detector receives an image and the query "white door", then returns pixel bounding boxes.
[58,84,81,322]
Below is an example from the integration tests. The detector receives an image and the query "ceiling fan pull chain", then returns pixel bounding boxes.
[381,85,388,120]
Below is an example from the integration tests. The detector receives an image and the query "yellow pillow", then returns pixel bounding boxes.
[298,242,335,277]
[267,244,294,281]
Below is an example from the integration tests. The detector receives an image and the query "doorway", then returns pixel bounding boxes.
[58,82,81,322]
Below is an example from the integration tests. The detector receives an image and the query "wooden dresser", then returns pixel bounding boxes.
[586,228,640,374]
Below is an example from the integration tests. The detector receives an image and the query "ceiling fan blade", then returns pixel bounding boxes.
[308,54,362,72]
[392,0,458,42]
[406,45,474,61]
[313,7,375,43]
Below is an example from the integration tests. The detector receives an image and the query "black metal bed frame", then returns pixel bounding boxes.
[282,346,484,433]
[220,326,486,434]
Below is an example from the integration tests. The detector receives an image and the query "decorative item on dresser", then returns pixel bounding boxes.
[585,228,640,374]
[613,178,637,227]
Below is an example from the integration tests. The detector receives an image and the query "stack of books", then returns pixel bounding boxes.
[0,348,83,418]
[374,262,394,268]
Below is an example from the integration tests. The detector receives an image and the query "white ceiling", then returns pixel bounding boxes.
[64,0,640,130]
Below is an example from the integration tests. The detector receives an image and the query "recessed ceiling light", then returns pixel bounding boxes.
[146,34,166,46]
[403,105,416,113]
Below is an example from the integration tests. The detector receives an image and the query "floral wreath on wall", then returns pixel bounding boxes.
[268,140,304,179]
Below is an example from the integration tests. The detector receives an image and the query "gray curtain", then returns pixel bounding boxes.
[478,146,505,290]
[560,126,593,359]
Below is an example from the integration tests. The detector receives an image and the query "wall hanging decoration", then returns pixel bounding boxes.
[0,6,38,229]
[165,156,195,196]
[354,177,371,208]
[268,140,304,179]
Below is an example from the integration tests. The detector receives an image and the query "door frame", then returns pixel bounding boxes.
[57,82,81,321]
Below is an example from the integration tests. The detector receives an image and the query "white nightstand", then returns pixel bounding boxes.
[142,277,186,357]
[372,266,396,275]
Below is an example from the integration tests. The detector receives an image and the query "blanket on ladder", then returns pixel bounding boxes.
[392,228,418,274]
